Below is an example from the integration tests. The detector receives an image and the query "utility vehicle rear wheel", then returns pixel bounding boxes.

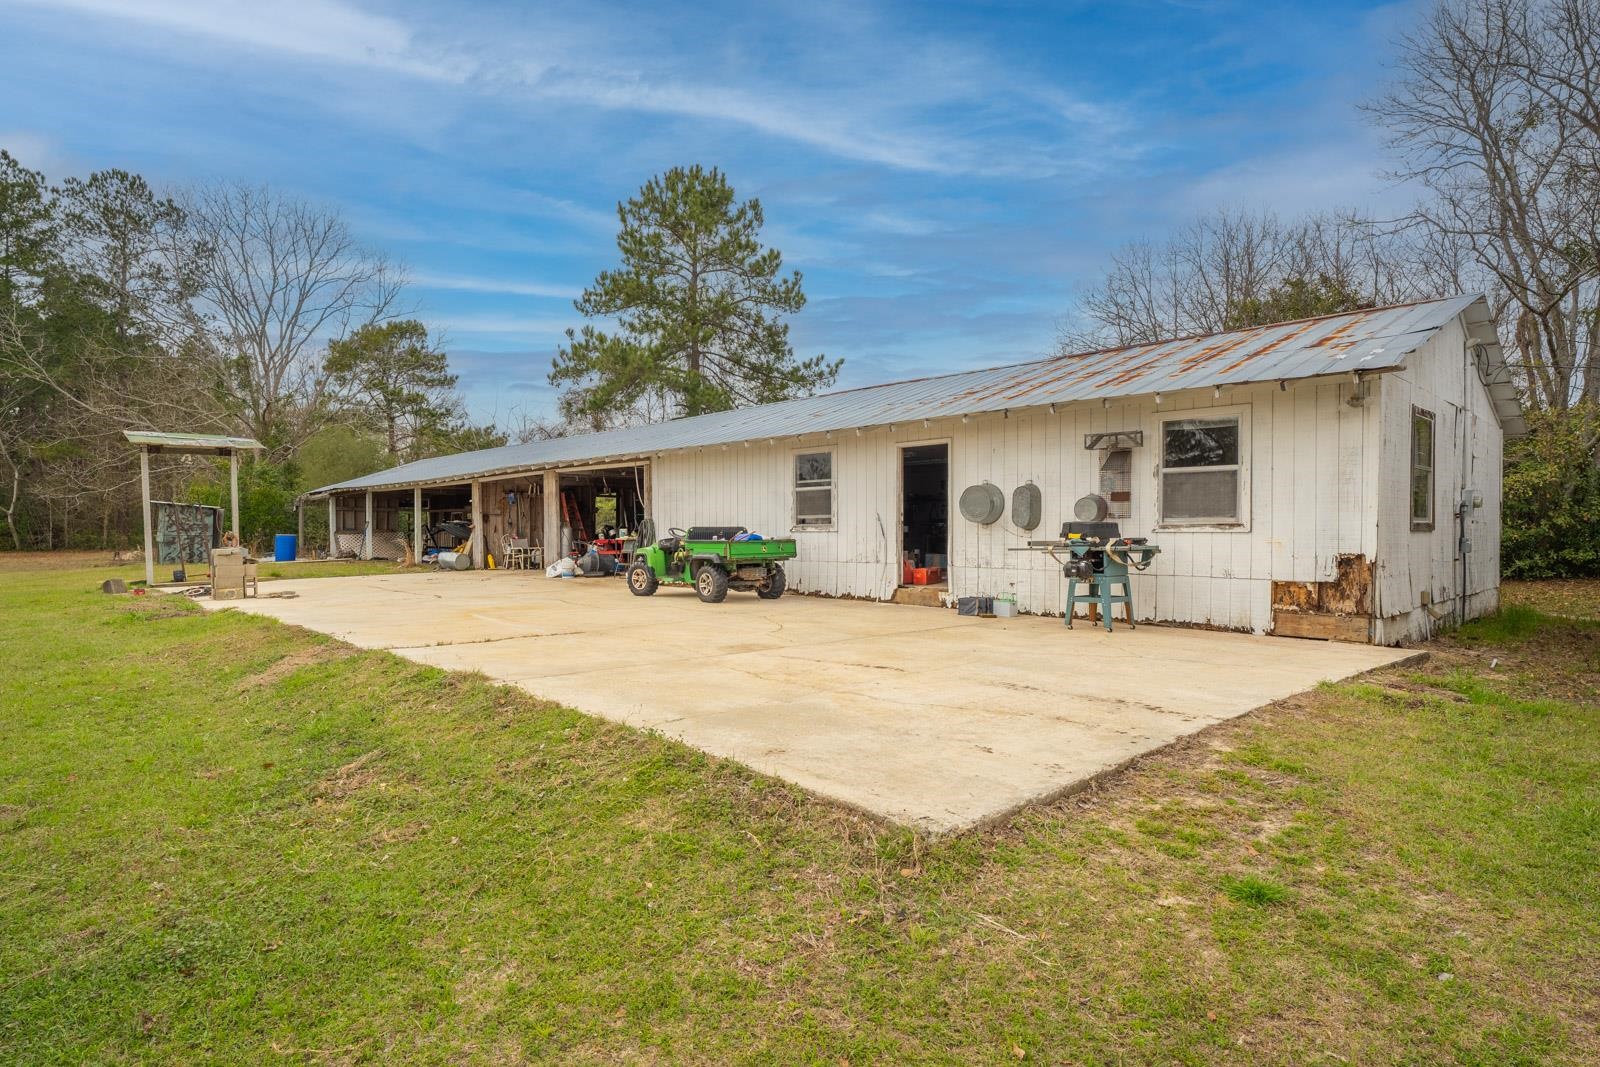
[627,560,658,596]
[755,564,787,599]
[694,563,729,603]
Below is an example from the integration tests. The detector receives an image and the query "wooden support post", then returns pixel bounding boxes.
[296,503,304,560]
[363,491,374,560]
[412,486,423,564]
[542,470,560,568]
[139,447,154,587]
[229,450,240,543]
[327,496,336,559]
[470,480,484,569]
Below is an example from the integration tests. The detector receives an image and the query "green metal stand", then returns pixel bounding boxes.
[1063,543,1139,632]
[1066,577,1133,631]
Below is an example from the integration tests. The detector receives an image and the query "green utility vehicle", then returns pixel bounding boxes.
[627,526,797,603]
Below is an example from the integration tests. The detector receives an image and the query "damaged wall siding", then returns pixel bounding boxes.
[650,374,1384,634]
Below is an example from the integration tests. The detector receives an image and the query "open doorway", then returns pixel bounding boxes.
[557,465,649,573]
[900,443,948,587]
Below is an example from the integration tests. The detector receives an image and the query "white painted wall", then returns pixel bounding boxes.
[650,373,1391,635]
[1371,320,1504,643]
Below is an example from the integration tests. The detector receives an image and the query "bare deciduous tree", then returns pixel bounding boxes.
[1369,0,1600,410]
[186,184,404,455]
[1061,209,1431,351]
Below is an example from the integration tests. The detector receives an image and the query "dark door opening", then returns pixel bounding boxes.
[901,444,948,585]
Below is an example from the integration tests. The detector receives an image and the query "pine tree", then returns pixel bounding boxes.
[324,320,459,460]
[551,165,840,424]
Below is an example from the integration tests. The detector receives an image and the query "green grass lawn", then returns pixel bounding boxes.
[2,560,1597,1065]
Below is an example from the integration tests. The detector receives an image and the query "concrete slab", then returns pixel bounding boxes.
[202,572,1413,833]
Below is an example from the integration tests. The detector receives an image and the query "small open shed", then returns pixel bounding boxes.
[122,430,264,586]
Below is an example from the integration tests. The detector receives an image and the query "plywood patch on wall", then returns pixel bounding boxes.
[1271,553,1374,642]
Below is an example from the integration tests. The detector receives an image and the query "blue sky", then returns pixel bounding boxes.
[1,0,1423,425]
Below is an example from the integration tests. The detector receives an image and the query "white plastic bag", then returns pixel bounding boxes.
[545,557,577,578]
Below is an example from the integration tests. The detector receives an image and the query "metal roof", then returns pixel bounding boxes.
[123,430,264,453]
[309,294,1520,497]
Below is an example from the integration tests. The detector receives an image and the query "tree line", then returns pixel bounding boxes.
[0,157,501,551]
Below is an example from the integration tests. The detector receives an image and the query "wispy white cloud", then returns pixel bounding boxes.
[13,0,1141,179]
[0,129,71,175]
[411,271,581,300]
[1176,137,1415,218]
[16,0,468,80]
[428,312,581,338]
[859,210,947,237]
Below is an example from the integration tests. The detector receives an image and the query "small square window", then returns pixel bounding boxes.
[794,450,834,527]
[1159,416,1243,525]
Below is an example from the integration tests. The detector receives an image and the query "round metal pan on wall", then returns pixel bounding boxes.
[1073,493,1110,522]
[959,482,1005,524]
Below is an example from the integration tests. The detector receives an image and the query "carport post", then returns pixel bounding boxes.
[541,470,560,568]
[412,486,422,563]
[363,491,373,560]
[326,496,336,559]
[229,450,240,543]
[296,502,304,560]
[470,480,484,569]
[139,447,154,587]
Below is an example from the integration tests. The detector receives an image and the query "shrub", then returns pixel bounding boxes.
[1501,404,1600,579]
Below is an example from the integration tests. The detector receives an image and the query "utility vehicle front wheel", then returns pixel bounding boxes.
[627,560,658,596]
[694,563,729,603]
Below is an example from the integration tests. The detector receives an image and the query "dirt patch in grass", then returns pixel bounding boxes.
[236,645,355,691]
[0,550,135,572]
[314,750,384,800]
[111,595,198,622]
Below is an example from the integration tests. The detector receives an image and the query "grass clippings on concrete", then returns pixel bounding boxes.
[1,559,1597,1064]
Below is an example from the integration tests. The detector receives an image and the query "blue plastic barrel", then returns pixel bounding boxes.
[274,534,298,562]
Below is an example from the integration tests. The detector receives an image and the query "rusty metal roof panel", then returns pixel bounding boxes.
[310,295,1490,495]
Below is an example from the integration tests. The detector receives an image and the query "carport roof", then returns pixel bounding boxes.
[307,293,1520,498]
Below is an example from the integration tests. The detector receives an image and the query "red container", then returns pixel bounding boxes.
[903,560,915,584]
[912,567,931,585]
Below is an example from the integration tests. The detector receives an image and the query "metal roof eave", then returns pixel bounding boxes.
[297,452,659,502]
[298,364,1410,501]
[122,429,265,454]
[1461,298,1528,438]
[302,295,1487,499]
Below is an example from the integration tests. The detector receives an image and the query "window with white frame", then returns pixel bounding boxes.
[1159,415,1243,525]
[793,450,834,527]
[1411,407,1435,530]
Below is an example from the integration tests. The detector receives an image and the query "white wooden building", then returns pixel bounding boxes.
[303,295,1524,645]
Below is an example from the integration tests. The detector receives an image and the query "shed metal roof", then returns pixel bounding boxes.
[308,294,1521,497]
[123,430,264,453]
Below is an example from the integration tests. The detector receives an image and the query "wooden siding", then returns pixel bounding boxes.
[481,477,541,563]
[649,375,1389,634]
[1371,319,1504,642]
